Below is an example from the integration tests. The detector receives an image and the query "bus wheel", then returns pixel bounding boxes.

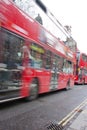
[26,78,38,101]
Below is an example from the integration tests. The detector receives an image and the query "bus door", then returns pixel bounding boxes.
[50,54,61,90]
[80,69,86,84]
[0,28,23,101]
[84,69,87,83]
[78,68,84,83]
[62,60,73,88]
[55,57,64,89]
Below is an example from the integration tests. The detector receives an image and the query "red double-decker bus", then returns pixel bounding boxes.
[74,51,87,84]
[0,0,76,102]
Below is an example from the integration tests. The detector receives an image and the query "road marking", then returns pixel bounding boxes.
[58,98,87,126]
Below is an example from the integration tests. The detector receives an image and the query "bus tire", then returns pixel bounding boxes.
[26,78,39,101]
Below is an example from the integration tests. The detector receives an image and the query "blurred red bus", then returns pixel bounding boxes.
[74,51,87,84]
[0,0,76,102]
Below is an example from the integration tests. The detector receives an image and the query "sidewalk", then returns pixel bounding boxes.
[67,105,87,130]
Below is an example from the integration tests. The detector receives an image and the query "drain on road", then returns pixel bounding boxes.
[46,121,63,130]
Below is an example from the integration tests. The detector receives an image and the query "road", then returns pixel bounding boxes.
[0,85,87,130]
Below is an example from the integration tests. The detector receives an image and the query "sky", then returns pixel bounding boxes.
[42,0,87,54]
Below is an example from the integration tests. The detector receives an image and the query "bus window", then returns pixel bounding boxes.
[29,42,45,68]
[45,51,52,69]
[57,56,64,72]
[52,55,58,71]
[63,60,69,73]
[0,28,23,69]
[63,60,73,74]
[52,55,63,72]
